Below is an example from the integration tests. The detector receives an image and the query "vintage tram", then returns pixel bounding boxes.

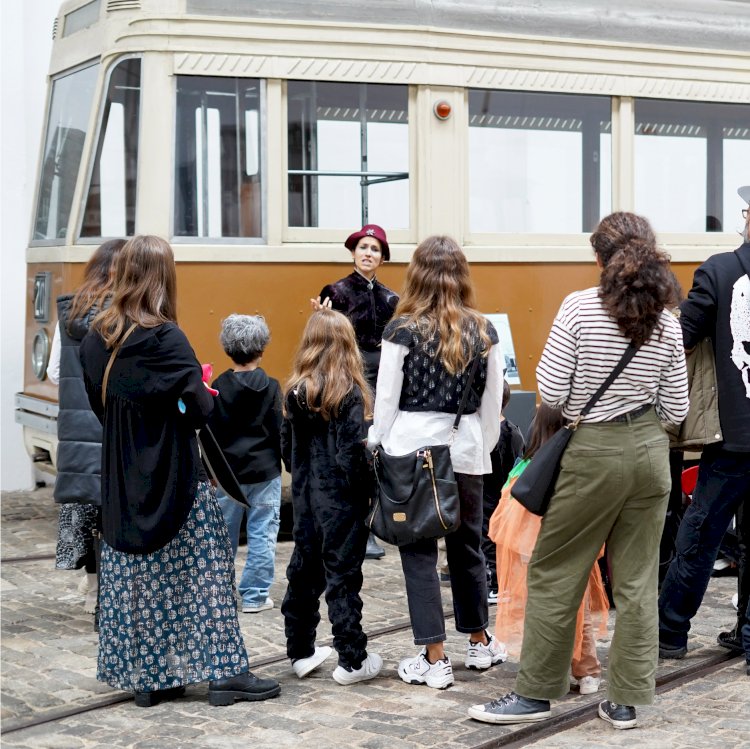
[17,0,750,469]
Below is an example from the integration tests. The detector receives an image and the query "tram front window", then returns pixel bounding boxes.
[287,81,409,229]
[33,63,99,242]
[174,76,262,239]
[634,99,750,234]
[468,90,612,234]
[81,58,141,238]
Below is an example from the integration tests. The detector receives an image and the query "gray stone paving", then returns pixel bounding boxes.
[1,486,748,748]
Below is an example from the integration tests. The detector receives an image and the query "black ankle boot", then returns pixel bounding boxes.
[133,686,185,708]
[208,671,281,706]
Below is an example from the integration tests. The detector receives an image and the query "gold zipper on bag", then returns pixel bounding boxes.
[424,449,449,530]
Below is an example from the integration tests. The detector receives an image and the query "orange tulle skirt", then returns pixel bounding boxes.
[489,476,610,661]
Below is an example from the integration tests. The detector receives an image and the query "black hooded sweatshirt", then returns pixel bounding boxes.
[208,368,282,484]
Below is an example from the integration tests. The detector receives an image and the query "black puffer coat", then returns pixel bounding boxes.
[54,295,102,505]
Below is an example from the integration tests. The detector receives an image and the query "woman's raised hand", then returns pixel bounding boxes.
[310,295,333,310]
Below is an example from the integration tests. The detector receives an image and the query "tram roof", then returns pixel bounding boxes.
[185,0,750,53]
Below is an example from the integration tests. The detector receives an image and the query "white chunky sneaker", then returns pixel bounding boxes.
[398,649,454,689]
[332,652,383,685]
[465,632,508,670]
[577,676,601,694]
[292,646,333,678]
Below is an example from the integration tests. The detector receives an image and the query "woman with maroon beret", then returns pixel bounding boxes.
[311,224,399,558]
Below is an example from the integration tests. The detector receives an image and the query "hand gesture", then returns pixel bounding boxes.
[310,295,333,311]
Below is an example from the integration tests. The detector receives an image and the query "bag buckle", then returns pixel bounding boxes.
[416,448,433,469]
[569,415,582,431]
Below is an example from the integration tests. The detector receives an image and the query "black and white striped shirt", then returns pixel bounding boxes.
[536,287,689,425]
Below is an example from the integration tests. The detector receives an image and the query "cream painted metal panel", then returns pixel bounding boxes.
[265,78,283,246]
[137,52,173,236]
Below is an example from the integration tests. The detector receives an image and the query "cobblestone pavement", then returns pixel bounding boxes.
[1,487,748,748]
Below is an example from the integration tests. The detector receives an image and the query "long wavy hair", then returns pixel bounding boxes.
[285,309,373,420]
[393,235,491,374]
[66,239,126,328]
[92,235,177,348]
[592,213,679,347]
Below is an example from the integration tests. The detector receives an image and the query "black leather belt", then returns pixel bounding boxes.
[606,404,652,423]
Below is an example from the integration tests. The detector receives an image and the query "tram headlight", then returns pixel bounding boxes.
[31,329,50,381]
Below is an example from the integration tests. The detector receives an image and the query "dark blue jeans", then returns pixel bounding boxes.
[658,445,750,648]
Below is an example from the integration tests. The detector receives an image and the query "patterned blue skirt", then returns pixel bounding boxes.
[97,482,249,692]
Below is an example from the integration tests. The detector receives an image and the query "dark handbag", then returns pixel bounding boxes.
[198,425,249,507]
[366,356,480,546]
[511,343,638,516]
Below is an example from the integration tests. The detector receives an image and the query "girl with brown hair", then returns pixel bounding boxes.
[469,212,689,729]
[367,235,506,689]
[80,235,280,708]
[281,308,382,685]
[47,239,125,616]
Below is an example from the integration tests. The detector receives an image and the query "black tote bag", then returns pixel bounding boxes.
[367,443,460,546]
[511,343,638,516]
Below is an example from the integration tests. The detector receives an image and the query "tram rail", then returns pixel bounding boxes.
[1,609,741,743]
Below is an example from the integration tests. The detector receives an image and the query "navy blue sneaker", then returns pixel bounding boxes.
[598,701,637,729]
[658,641,687,659]
[468,692,551,724]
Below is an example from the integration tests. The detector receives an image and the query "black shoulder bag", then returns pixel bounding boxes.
[366,355,481,546]
[511,343,638,516]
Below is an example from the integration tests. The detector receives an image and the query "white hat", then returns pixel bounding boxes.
[739,185,750,205]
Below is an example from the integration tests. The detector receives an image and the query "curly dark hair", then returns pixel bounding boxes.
[591,212,679,347]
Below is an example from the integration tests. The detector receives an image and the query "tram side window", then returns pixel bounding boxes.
[287,81,409,229]
[33,63,99,242]
[81,59,141,238]
[634,100,750,233]
[468,90,612,234]
[174,76,262,238]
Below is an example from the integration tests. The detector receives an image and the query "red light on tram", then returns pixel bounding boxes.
[433,100,452,120]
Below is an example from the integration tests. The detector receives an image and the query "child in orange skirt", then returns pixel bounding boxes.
[489,404,610,694]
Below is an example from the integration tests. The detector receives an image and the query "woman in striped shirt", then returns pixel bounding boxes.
[469,212,689,730]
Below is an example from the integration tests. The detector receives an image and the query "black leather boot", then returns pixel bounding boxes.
[208,671,281,706]
[365,533,385,559]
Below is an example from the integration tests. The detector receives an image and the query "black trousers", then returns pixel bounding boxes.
[281,488,369,669]
[398,473,489,645]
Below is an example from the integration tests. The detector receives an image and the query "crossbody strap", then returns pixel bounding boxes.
[571,342,639,429]
[101,323,138,407]
[451,352,482,433]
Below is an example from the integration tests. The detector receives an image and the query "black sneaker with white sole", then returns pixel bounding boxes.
[467,692,551,724]
[598,701,637,729]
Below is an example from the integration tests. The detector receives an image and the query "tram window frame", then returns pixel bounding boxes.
[466,89,613,239]
[31,60,100,246]
[633,98,750,236]
[285,80,411,240]
[172,75,266,244]
[78,56,142,242]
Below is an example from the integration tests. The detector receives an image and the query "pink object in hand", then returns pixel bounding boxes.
[201,363,219,396]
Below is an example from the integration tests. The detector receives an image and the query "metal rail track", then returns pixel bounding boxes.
[1,554,56,564]
[2,612,741,741]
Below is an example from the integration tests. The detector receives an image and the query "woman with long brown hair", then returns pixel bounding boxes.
[367,235,506,689]
[47,239,125,617]
[80,235,280,708]
[469,212,689,729]
[281,308,382,685]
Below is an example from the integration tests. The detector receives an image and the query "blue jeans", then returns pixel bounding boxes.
[217,476,281,608]
[659,445,750,649]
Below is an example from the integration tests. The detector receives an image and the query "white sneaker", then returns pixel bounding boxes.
[398,649,454,689]
[332,653,383,685]
[465,633,507,670]
[576,675,601,694]
[292,646,333,678]
[732,592,739,610]
[242,597,273,613]
[82,573,98,614]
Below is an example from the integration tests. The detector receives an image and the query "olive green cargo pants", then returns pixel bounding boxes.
[516,409,670,706]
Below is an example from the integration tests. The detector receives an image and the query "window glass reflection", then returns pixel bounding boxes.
[287,81,409,229]
[33,63,99,242]
[469,90,612,234]
[174,76,262,238]
[81,58,141,238]
[634,99,750,233]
